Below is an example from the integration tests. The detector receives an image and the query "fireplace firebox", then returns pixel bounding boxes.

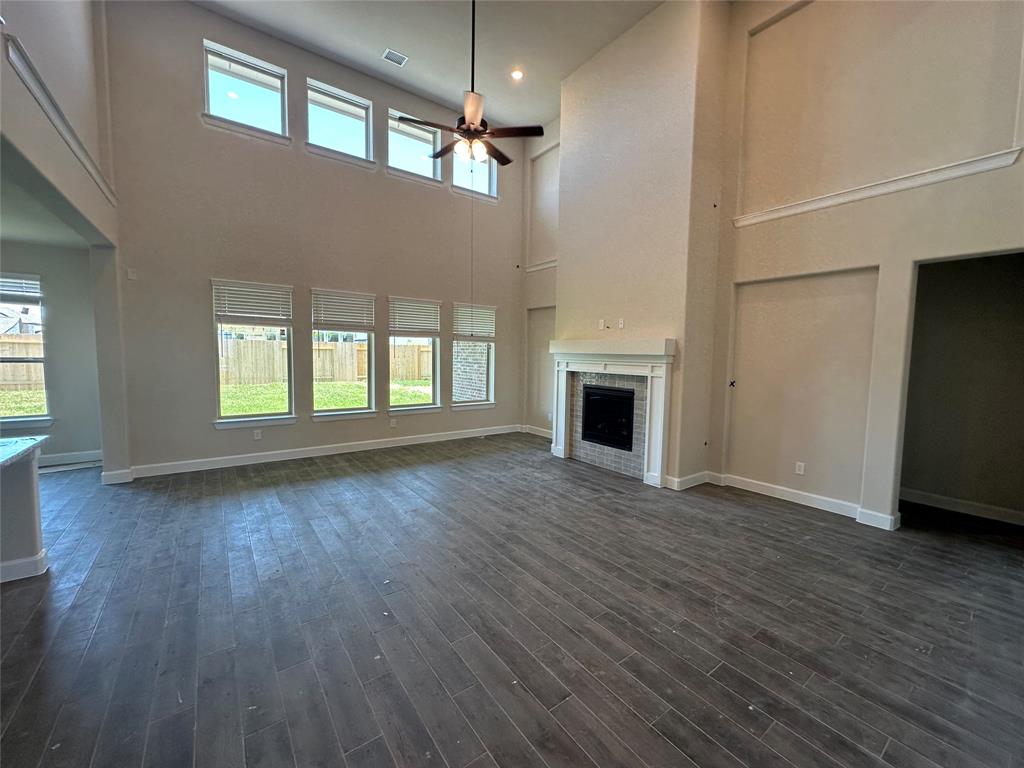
[581,385,635,451]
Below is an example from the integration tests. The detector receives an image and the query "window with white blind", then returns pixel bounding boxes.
[307,79,372,160]
[212,280,294,420]
[452,303,496,404]
[312,289,375,414]
[0,275,47,419]
[388,296,441,409]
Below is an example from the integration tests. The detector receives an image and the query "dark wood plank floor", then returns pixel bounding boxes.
[2,433,1023,768]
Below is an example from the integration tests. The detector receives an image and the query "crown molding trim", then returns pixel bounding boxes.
[4,33,117,207]
[734,147,1021,228]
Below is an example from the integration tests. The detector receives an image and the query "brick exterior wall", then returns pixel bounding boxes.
[568,372,647,479]
[453,340,491,402]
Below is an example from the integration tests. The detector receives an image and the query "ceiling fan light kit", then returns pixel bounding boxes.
[396,0,542,166]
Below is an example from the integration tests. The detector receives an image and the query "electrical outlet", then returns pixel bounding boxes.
[546,412,552,423]
[597,318,604,330]
[794,461,805,476]
[389,418,397,428]
[126,267,138,281]
[618,318,624,329]
[253,429,262,441]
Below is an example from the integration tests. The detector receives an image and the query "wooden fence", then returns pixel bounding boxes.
[218,340,432,384]
[0,335,44,390]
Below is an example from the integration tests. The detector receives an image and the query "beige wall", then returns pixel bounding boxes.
[902,254,1024,516]
[528,145,560,267]
[740,1,1022,214]
[524,306,556,434]
[727,269,878,504]
[556,0,728,481]
[708,0,1024,526]
[0,0,117,244]
[1,241,103,462]
[105,1,525,468]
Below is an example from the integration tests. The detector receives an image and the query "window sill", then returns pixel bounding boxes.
[386,166,443,188]
[0,416,54,429]
[451,185,499,204]
[201,113,292,146]
[312,409,377,422]
[452,402,496,411]
[388,404,442,415]
[305,142,377,171]
[214,415,297,430]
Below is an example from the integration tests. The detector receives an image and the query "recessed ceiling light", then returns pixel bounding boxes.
[510,68,524,81]
[226,90,240,100]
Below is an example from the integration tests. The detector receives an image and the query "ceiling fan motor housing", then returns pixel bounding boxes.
[463,91,484,129]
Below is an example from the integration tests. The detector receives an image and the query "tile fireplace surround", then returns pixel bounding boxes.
[549,339,676,487]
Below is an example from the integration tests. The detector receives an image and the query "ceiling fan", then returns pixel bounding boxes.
[397,0,543,166]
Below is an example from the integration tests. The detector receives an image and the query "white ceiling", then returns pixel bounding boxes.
[201,0,661,126]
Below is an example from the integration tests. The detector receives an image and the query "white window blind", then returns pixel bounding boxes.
[312,289,375,329]
[0,275,42,300]
[453,304,496,338]
[213,280,292,322]
[389,297,441,334]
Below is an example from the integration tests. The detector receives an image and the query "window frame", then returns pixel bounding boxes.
[451,303,496,406]
[306,78,373,162]
[388,296,442,412]
[211,279,295,424]
[387,109,442,181]
[203,40,288,138]
[311,288,376,416]
[0,273,49,423]
[453,155,498,199]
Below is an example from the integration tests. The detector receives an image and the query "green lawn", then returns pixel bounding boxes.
[219,379,433,416]
[0,389,47,418]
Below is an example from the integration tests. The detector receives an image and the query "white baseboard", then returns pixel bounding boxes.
[856,507,901,531]
[900,487,1024,526]
[1,549,48,582]
[666,471,711,491]
[101,468,134,485]
[722,474,860,518]
[103,425,524,483]
[522,425,552,439]
[39,450,102,468]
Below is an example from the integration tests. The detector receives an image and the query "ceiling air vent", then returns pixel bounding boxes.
[382,48,408,67]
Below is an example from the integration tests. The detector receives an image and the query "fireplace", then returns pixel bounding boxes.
[549,338,675,487]
[582,385,635,451]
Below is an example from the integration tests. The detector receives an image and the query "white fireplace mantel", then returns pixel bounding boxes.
[549,338,676,487]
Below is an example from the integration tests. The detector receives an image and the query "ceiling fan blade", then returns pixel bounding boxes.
[485,126,545,139]
[431,140,460,159]
[464,91,484,129]
[481,140,512,166]
[396,115,458,134]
